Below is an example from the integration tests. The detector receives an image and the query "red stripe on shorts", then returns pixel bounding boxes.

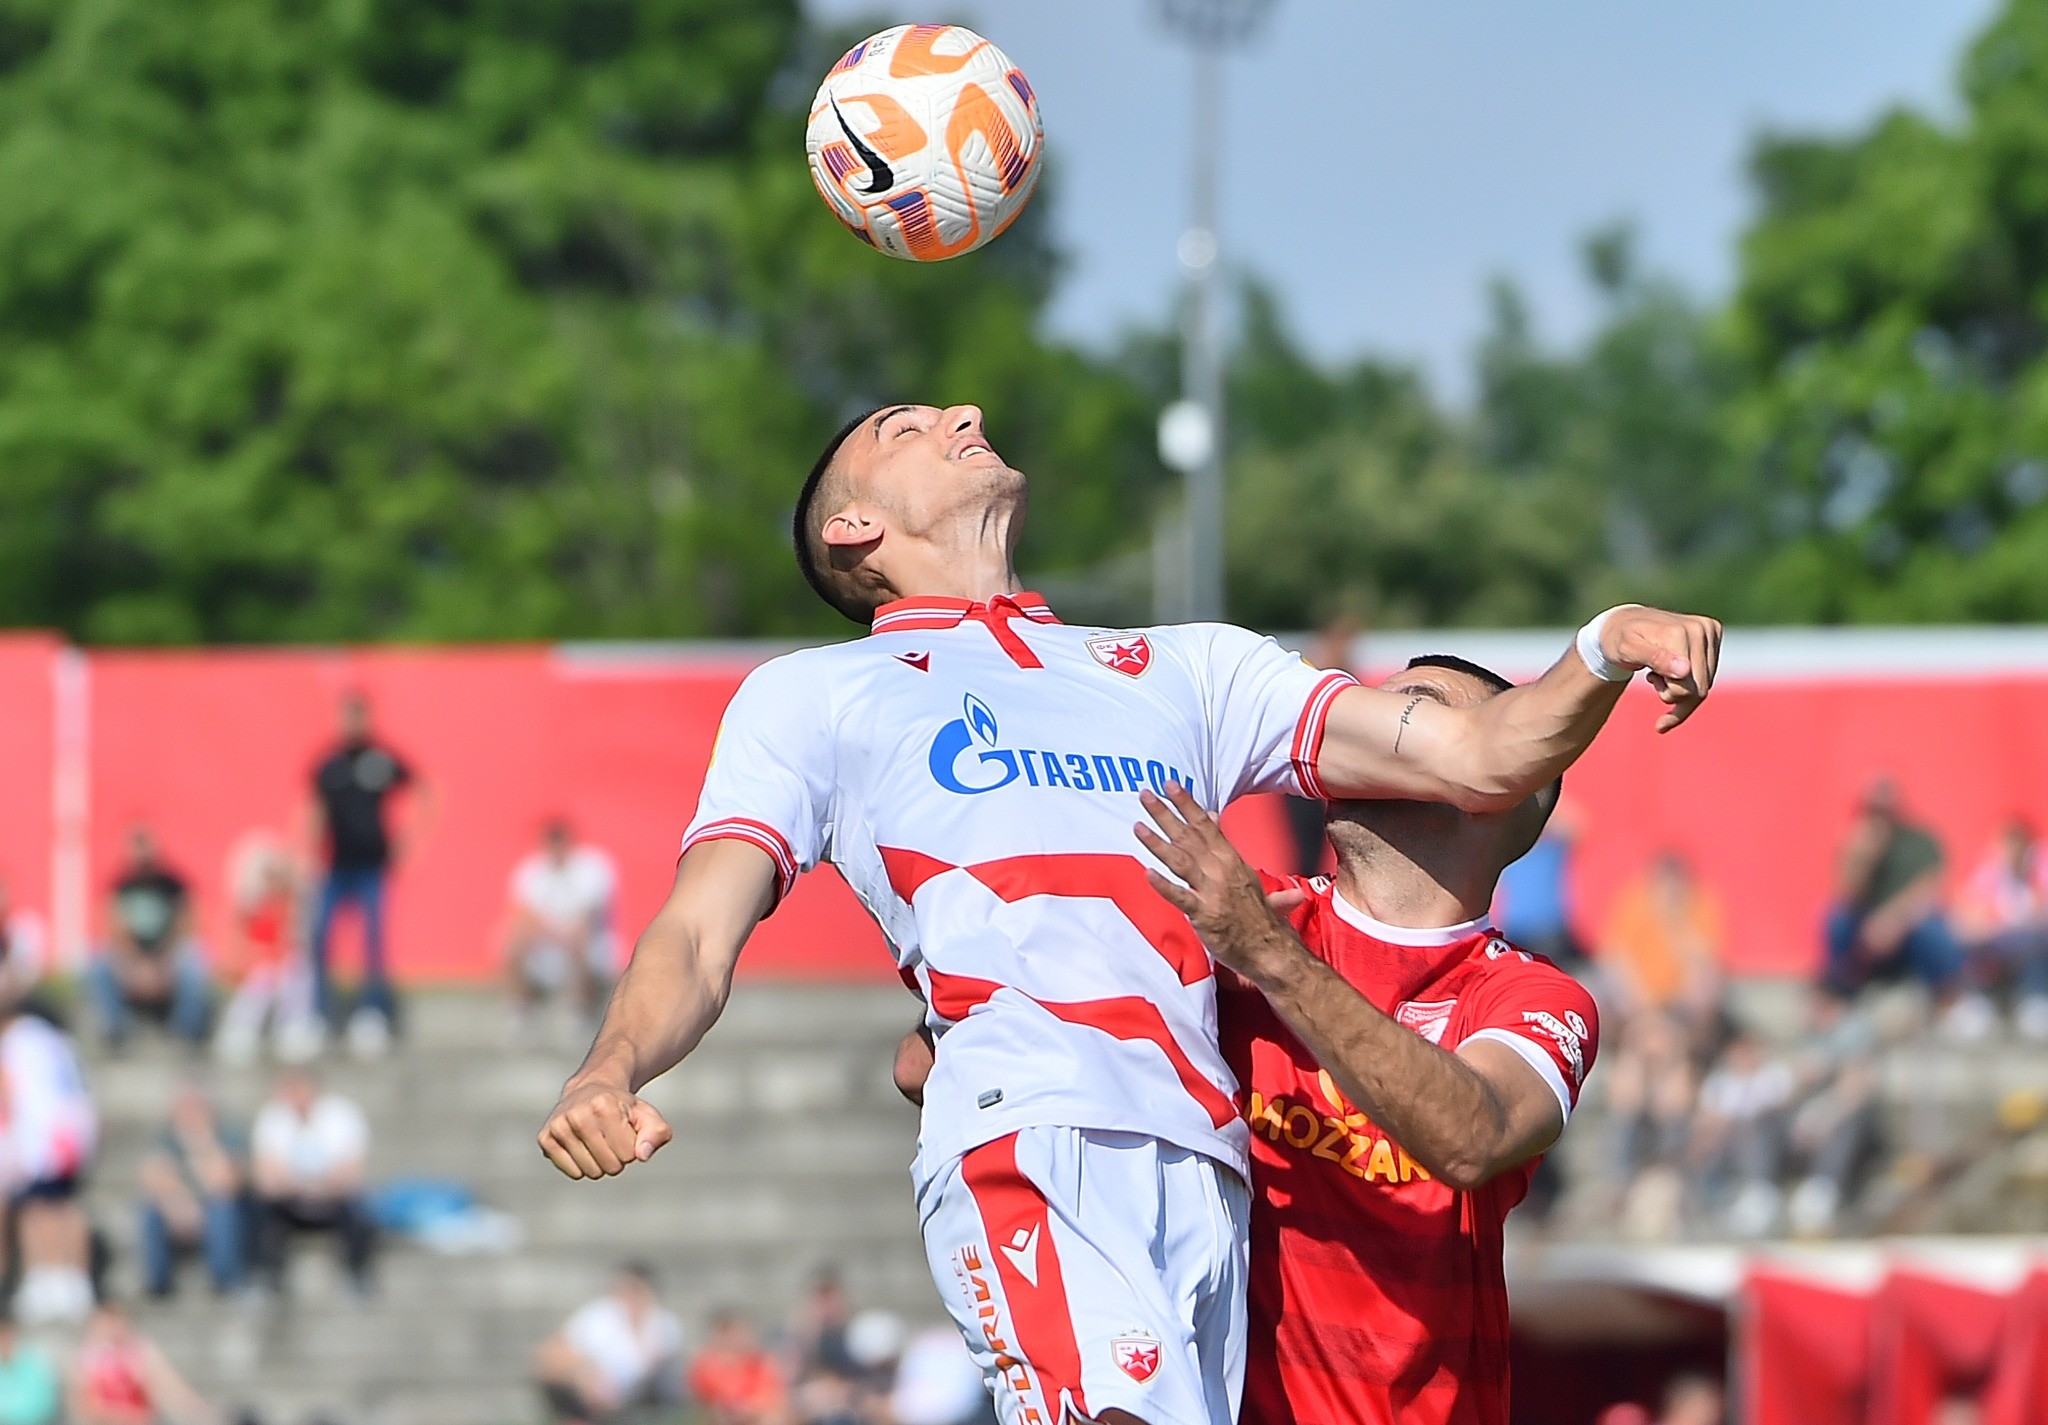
[960,1134,1090,1423]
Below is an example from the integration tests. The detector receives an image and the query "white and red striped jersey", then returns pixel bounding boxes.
[683,593,1353,1186]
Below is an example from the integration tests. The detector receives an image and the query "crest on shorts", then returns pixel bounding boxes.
[1111,1332,1161,1384]
[1087,634,1153,678]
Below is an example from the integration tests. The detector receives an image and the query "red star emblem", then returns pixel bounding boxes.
[1086,634,1152,678]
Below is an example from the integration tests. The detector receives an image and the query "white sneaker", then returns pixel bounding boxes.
[213,1021,261,1069]
[274,1016,326,1064]
[1788,1175,1841,1237]
[16,1267,92,1326]
[1725,1180,1783,1239]
[346,1007,391,1060]
[2017,997,2048,1042]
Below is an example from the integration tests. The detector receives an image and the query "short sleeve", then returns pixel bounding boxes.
[1456,956,1601,1124]
[1194,624,1357,806]
[680,655,836,903]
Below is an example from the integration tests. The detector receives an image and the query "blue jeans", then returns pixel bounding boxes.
[310,866,395,1025]
[140,1196,245,1295]
[87,948,211,1046]
[1823,905,1966,995]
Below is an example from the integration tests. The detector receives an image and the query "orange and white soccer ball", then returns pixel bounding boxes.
[805,24,1043,262]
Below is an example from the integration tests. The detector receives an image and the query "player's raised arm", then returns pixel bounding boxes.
[537,838,777,1180]
[1316,605,1722,812]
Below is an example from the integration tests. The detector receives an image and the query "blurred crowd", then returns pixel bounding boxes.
[1499,773,2048,1242]
[532,1265,988,1425]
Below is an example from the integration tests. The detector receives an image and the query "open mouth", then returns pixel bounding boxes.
[952,439,999,463]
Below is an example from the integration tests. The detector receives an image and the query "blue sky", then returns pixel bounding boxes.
[805,0,2000,399]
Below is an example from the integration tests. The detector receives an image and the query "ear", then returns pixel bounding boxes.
[820,504,883,553]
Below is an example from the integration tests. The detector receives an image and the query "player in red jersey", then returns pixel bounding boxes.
[1133,652,1600,1425]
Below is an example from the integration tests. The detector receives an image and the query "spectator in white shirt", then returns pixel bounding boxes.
[0,1006,98,1325]
[504,820,619,1034]
[250,1068,373,1296]
[533,1261,683,1425]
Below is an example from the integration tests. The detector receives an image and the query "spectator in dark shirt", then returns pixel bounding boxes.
[304,691,434,1049]
[1822,778,1977,1029]
[137,1086,246,1298]
[87,826,211,1050]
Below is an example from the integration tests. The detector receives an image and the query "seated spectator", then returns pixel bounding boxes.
[212,837,314,1067]
[1597,851,1724,1023]
[1822,779,1985,1035]
[0,1314,59,1425]
[1954,817,2048,1039]
[250,1068,373,1297]
[689,1311,788,1425]
[1494,800,1586,972]
[0,1004,98,1325]
[88,826,212,1051]
[888,1325,990,1425]
[533,1262,684,1425]
[137,1085,245,1298]
[504,820,618,1037]
[1604,1010,1700,1240]
[0,877,50,1008]
[69,1302,216,1425]
[1688,1031,1795,1237]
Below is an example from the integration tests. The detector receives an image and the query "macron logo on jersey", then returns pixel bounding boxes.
[927,693,1198,800]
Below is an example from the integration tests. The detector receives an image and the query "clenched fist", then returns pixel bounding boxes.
[538,1079,673,1180]
[1597,606,1724,733]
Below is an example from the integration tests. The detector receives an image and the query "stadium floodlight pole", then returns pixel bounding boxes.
[1154,0,1275,624]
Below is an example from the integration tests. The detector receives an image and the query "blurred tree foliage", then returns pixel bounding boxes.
[5,0,2048,640]
[0,0,1164,640]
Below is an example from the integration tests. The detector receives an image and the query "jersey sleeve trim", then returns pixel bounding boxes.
[680,818,797,902]
[1289,671,1359,801]
[1462,1027,1574,1125]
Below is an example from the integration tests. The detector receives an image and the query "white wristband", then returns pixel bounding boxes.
[1575,606,1639,683]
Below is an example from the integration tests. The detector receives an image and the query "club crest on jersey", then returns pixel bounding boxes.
[1111,1332,1161,1383]
[1395,999,1457,1045]
[1087,634,1152,678]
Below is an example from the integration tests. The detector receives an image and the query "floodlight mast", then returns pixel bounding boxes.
[1153,0,1275,624]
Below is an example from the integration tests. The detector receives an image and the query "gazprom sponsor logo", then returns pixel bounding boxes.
[927,694,1195,799]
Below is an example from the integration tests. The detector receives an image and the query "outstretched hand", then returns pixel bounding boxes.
[1135,784,1303,982]
[1601,606,1724,732]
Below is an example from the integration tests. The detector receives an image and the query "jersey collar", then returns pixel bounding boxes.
[1328,887,1494,947]
[869,592,1059,636]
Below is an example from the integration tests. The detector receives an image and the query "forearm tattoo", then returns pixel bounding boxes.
[1392,696,1424,754]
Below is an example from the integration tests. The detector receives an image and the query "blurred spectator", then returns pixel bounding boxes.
[1953,817,2048,1039]
[504,819,619,1037]
[1605,1011,1699,1239]
[785,1266,856,1388]
[1688,1030,1795,1236]
[69,1302,216,1425]
[689,1311,788,1425]
[0,1004,98,1326]
[1596,851,1724,1022]
[137,1085,245,1298]
[1494,800,1586,972]
[305,690,434,1053]
[0,877,49,1007]
[250,1068,373,1297]
[1654,1374,1723,1425]
[887,1325,990,1425]
[213,836,313,1067]
[533,1262,683,1425]
[0,1315,59,1425]
[88,826,211,1051]
[1822,779,1982,1034]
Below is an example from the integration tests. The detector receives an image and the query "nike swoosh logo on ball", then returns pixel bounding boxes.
[831,97,894,194]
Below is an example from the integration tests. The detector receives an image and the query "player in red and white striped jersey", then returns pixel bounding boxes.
[538,404,1718,1425]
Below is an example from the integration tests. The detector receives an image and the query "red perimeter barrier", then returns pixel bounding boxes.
[5,632,2048,984]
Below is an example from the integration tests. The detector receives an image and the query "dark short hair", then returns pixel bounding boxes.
[794,408,888,624]
[1403,653,1562,826]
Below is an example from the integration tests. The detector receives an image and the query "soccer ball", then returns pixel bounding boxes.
[805,24,1043,262]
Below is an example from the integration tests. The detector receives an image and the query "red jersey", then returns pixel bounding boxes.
[1221,876,1600,1425]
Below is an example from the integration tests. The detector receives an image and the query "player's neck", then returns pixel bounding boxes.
[1330,848,1497,931]
[877,529,1025,605]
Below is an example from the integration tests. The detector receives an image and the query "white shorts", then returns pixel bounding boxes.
[917,1127,1249,1425]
